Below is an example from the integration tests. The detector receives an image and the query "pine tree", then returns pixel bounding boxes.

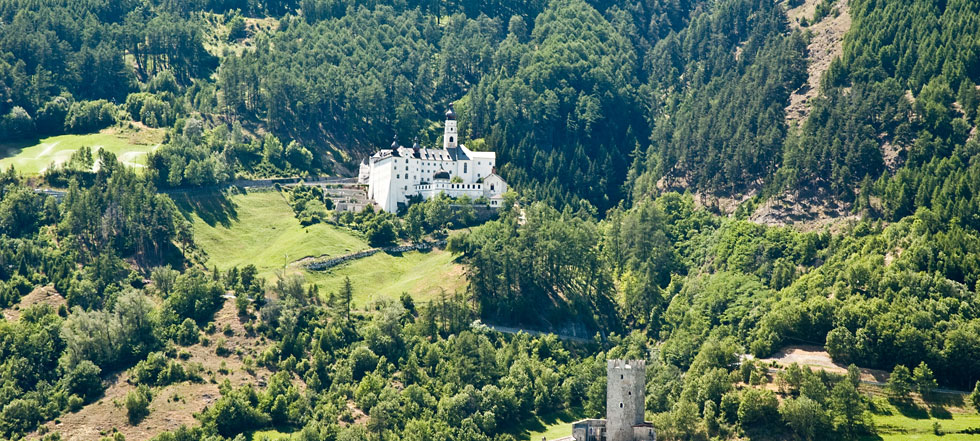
[913,362,938,397]
[887,365,913,400]
[341,276,353,322]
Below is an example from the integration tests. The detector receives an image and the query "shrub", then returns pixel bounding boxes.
[228,16,247,41]
[125,385,152,425]
[176,318,200,345]
[63,360,103,402]
[738,388,779,426]
[36,97,71,135]
[1,107,36,140]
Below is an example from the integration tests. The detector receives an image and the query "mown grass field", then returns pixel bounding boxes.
[871,404,980,440]
[0,127,163,174]
[865,391,980,441]
[305,247,466,307]
[184,190,369,279]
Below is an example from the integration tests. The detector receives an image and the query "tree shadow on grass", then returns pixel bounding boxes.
[890,399,930,419]
[508,407,583,441]
[926,391,965,407]
[0,137,40,161]
[929,405,953,419]
[169,187,239,228]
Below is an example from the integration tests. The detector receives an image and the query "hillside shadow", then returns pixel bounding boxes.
[0,137,40,160]
[170,188,239,228]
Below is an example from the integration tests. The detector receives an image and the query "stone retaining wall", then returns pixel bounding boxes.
[304,240,447,271]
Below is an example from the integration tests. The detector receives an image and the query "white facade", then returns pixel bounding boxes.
[364,105,508,212]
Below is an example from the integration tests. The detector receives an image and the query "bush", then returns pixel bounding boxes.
[228,16,247,40]
[285,141,313,170]
[1,107,36,140]
[176,318,200,345]
[125,385,152,425]
[63,360,103,402]
[971,381,980,411]
[738,388,779,427]
[36,96,71,135]
[367,219,397,247]
[125,92,173,128]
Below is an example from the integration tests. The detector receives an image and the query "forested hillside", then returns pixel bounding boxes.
[4,0,980,440]
[3,0,978,210]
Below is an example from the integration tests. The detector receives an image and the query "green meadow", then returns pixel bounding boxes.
[305,247,466,306]
[0,128,163,174]
[865,392,980,441]
[183,190,369,279]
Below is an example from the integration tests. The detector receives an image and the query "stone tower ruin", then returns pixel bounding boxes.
[606,360,647,441]
[569,359,656,441]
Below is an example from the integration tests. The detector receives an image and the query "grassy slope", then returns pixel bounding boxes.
[521,409,582,441]
[185,189,465,306]
[305,248,466,307]
[869,397,980,441]
[185,190,369,279]
[0,127,164,174]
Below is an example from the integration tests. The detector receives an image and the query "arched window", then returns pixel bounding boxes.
[449,136,454,143]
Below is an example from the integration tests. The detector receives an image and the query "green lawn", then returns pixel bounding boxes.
[184,190,369,279]
[868,396,980,440]
[305,248,466,307]
[0,128,163,174]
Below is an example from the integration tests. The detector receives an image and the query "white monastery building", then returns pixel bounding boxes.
[360,104,508,213]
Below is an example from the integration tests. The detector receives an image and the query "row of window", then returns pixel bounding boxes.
[391,158,493,167]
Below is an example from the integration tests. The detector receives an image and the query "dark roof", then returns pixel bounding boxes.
[445,103,456,120]
[433,170,450,180]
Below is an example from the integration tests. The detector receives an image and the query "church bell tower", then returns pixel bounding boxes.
[443,102,458,150]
